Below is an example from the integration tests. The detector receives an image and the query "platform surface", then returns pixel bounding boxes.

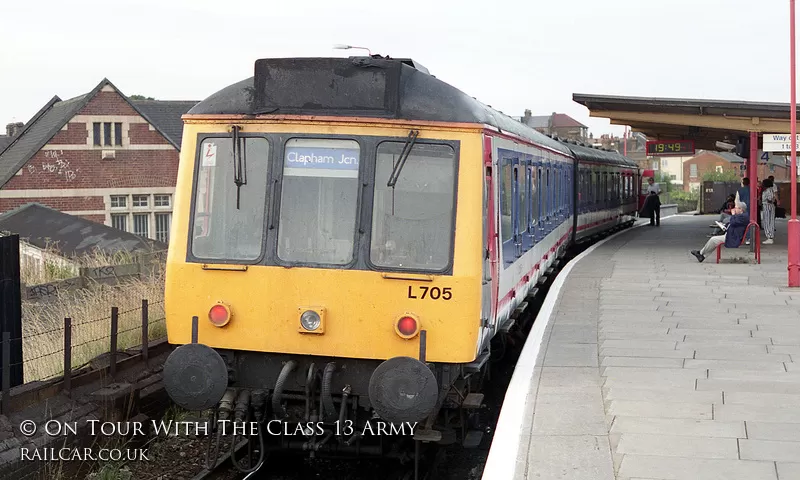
[485,214,800,480]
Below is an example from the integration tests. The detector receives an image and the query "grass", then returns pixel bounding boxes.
[21,248,168,383]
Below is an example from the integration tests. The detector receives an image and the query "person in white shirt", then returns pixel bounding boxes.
[640,177,661,226]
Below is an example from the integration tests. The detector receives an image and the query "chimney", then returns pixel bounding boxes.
[6,122,23,137]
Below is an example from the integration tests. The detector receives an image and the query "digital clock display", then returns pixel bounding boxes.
[646,140,695,156]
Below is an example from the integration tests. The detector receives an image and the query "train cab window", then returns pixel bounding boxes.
[370,142,456,271]
[191,136,269,261]
[500,162,513,243]
[277,138,360,265]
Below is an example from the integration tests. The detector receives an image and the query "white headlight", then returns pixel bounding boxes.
[300,310,321,331]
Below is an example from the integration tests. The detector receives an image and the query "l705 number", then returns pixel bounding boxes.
[408,286,452,300]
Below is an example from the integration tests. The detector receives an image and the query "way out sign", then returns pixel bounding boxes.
[763,134,800,152]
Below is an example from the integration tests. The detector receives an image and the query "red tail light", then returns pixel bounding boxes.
[396,315,419,339]
[208,304,230,327]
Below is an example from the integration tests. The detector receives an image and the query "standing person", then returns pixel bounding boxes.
[736,177,752,244]
[762,178,777,244]
[769,175,779,200]
[640,177,661,226]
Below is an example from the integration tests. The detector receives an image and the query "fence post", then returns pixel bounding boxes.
[1,332,9,414]
[110,307,118,380]
[63,318,72,396]
[141,299,149,366]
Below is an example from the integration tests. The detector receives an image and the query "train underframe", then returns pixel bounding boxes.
[168,342,495,474]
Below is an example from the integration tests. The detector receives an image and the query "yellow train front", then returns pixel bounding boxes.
[163,57,491,460]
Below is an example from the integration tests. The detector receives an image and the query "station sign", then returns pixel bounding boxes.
[763,134,800,152]
[645,140,695,157]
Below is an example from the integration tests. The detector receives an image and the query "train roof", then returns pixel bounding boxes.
[555,139,639,168]
[188,57,576,153]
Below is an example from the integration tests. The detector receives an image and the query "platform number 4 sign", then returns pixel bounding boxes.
[761,152,770,164]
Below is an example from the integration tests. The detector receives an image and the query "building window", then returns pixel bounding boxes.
[111,214,127,231]
[154,194,171,207]
[93,123,101,146]
[92,122,124,147]
[110,195,127,208]
[155,213,171,243]
[690,164,698,178]
[132,195,149,207]
[670,175,677,180]
[133,213,149,237]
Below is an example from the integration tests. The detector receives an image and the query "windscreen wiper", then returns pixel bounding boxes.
[386,130,419,187]
[231,125,247,209]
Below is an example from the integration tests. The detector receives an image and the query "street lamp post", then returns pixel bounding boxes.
[790,0,800,286]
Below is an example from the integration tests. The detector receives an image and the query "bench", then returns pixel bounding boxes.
[716,223,760,264]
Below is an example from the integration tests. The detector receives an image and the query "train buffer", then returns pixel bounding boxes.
[482,214,800,480]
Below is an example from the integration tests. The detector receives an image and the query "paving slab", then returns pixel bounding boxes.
[617,454,777,480]
[599,347,694,359]
[610,416,744,438]
[739,439,800,462]
[746,422,800,441]
[526,435,615,480]
[616,433,738,459]
[776,462,800,480]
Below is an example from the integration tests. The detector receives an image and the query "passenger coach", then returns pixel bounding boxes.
[161,56,638,469]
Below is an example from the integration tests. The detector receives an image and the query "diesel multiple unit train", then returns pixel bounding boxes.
[162,56,642,470]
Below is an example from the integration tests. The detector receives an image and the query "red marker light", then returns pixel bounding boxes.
[208,304,230,327]
[397,316,418,337]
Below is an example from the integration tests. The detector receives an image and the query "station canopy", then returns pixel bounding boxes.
[573,93,800,151]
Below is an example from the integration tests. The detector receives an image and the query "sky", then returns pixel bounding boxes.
[0,0,797,137]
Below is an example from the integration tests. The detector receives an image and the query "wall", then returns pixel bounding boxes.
[1,85,178,243]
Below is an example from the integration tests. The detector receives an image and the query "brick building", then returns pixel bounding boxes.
[0,79,197,243]
[682,150,791,192]
[519,110,589,142]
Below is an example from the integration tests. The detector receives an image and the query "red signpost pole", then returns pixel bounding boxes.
[790,0,800,286]
[750,131,760,263]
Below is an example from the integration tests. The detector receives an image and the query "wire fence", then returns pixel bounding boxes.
[1,298,167,405]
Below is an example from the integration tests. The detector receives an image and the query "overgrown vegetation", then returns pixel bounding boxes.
[702,169,742,182]
[21,247,167,383]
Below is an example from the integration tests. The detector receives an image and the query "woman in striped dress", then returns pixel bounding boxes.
[762,178,777,245]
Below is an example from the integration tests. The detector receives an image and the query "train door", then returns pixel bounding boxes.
[523,155,533,252]
[536,160,544,243]
[481,136,498,338]
[544,164,551,235]
[514,160,526,257]
[500,155,515,267]
[511,157,522,258]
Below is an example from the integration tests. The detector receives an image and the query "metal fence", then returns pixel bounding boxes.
[0,298,165,414]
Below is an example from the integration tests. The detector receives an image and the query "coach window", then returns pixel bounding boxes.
[517,165,527,241]
[370,142,456,271]
[500,160,513,245]
[278,138,360,265]
[192,137,269,261]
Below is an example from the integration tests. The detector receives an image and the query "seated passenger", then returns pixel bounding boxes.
[708,194,736,236]
[691,202,749,263]
[717,194,736,223]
